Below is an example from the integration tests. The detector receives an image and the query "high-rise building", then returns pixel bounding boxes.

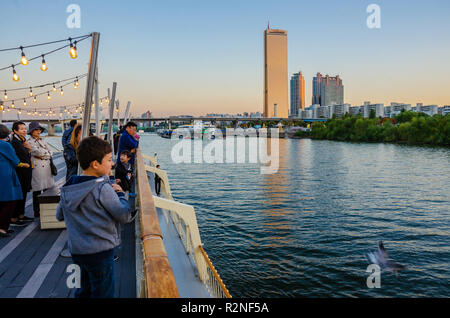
[290,72,305,116]
[312,73,344,106]
[264,25,288,118]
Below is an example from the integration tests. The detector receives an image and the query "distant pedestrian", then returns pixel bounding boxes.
[114,150,133,192]
[56,136,133,298]
[0,124,30,237]
[29,122,55,217]
[10,121,33,226]
[154,164,161,196]
[63,124,82,181]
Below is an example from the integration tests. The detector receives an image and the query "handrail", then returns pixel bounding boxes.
[135,148,179,298]
[142,158,231,298]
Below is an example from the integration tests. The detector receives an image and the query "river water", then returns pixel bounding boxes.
[138,134,450,297]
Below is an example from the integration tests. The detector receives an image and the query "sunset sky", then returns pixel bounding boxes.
[1,0,449,118]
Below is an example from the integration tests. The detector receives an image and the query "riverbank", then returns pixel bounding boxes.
[295,111,450,147]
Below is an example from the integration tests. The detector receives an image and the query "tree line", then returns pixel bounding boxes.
[295,110,450,147]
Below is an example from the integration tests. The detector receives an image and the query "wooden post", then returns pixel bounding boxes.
[108,83,117,146]
[94,65,100,136]
[81,32,100,140]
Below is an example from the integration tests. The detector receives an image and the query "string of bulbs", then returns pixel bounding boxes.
[0,34,92,82]
[1,74,87,107]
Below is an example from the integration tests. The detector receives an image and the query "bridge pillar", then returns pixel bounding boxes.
[168,120,172,130]
[47,124,55,136]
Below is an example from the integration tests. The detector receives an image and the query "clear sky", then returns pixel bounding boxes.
[1,0,449,118]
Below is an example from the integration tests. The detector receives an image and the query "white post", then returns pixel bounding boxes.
[116,100,120,128]
[123,101,131,125]
[108,83,117,146]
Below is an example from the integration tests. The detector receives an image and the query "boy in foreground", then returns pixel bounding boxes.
[56,136,133,298]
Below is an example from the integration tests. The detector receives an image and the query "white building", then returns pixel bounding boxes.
[362,101,384,118]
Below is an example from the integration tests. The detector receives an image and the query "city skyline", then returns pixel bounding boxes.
[0,0,449,117]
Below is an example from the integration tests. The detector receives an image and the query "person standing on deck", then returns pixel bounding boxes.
[63,124,82,181]
[62,120,77,148]
[0,124,30,237]
[10,121,33,226]
[117,122,138,166]
[28,122,55,218]
[154,164,161,196]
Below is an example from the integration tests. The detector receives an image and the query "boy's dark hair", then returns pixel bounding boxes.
[156,164,160,168]
[77,136,112,170]
[12,121,26,132]
[125,121,137,128]
[120,150,132,158]
[0,124,10,139]
[70,120,77,127]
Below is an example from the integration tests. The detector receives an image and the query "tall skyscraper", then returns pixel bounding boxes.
[264,25,288,118]
[312,73,344,106]
[290,72,305,116]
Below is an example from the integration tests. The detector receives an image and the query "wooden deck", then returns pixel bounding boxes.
[0,153,136,298]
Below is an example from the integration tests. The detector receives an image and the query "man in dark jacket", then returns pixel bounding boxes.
[117,122,138,166]
[10,121,33,226]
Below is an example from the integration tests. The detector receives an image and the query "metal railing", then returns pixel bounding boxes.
[142,153,231,298]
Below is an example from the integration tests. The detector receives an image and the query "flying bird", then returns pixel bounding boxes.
[366,241,406,275]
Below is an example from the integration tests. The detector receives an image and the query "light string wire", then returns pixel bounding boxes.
[0,34,91,72]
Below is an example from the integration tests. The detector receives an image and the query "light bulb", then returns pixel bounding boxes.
[12,68,19,82]
[40,56,48,71]
[18,110,22,114]
[69,43,77,59]
[20,51,28,65]
[4,91,8,100]
[11,102,15,108]
[52,84,57,92]
[33,96,37,103]
[60,88,64,96]
[74,81,78,89]
[29,88,33,97]
[47,92,51,100]
[23,99,27,106]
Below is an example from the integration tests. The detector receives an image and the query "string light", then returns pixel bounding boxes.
[60,87,64,96]
[47,92,51,100]
[52,83,57,92]
[23,99,26,106]
[18,110,22,114]
[33,96,37,103]
[40,55,48,71]
[69,39,78,59]
[29,87,33,96]
[3,91,7,100]
[12,65,19,81]
[11,101,15,108]
[20,47,29,66]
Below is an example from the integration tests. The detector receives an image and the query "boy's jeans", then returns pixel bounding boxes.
[71,249,115,298]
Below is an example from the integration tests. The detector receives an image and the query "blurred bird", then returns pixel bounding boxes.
[366,241,406,276]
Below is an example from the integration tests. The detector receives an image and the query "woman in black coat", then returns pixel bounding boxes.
[10,121,33,226]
